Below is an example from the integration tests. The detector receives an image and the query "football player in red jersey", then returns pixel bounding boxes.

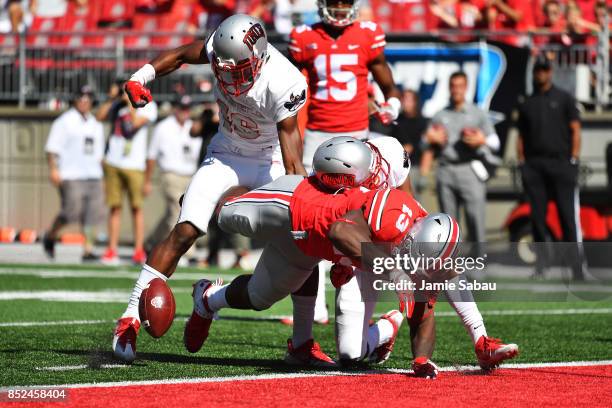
[182,173,444,368]
[286,0,402,327]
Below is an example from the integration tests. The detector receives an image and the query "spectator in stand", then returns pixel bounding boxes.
[486,0,535,47]
[96,81,158,265]
[190,0,235,31]
[594,0,611,30]
[534,0,566,47]
[249,0,318,36]
[135,0,174,14]
[429,0,484,30]
[0,0,26,33]
[392,89,433,197]
[43,86,105,261]
[144,95,202,262]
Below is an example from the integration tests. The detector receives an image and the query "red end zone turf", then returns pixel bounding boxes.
[18,365,612,407]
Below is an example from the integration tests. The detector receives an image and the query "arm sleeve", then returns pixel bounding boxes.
[288,27,307,65]
[44,117,65,155]
[566,94,580,122]
[366,22,386,63]
[273,75,308,123]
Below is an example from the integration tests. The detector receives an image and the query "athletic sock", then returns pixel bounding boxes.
[122,264,167,319]
[445,276,487,345]
[450,301,487,345]
[291,295,316,348]
[313,265,328,322]
[366,317,394,353]
[206,284,229,312]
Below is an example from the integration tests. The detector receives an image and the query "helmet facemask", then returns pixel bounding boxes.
[318,0,359,28]
[212,55,263,97]
[361,141,390,190]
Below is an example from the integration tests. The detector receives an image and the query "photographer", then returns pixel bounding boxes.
[96,80,158,265]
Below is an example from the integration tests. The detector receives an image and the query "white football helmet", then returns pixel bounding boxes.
[211,14,268,96]
[317,0,360,28]
[312,136,390,190]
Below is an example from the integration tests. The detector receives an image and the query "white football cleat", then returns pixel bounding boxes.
[369,309,404,364]
[112,317,140,363]
[284,338,336,368]
[475,335,519,370]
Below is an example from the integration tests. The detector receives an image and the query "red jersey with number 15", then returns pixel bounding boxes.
[289,21,386,133]
[290,177,427,264]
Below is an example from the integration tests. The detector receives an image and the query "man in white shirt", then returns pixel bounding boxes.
[144,95,202,257]
[43,86,105,261]
[96,81,158,265]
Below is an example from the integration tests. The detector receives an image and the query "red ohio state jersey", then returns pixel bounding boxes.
[290,179,427,263]
[289,21,386,133]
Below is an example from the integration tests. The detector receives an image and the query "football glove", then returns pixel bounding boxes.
[330,263,355,288]
[412,356,439,379]
[374,97,401,125]
[124,81,152,108]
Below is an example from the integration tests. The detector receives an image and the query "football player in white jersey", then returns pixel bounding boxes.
[112,14,312,363]
[313,136,519,375]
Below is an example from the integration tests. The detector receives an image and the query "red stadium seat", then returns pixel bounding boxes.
[125,13,158,48]
[26,16,61,47]
[97,0,135,26]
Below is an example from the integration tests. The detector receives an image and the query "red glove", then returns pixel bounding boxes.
[412,357,439,379]
[124,81,152,108]
[330,264,355,288]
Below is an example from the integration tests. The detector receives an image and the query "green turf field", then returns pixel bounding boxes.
[1,263,611,387]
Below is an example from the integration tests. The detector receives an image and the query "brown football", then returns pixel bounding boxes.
[138,278,176,338]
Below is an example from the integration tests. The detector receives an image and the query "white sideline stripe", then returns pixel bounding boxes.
[1,308,611,328]
[36,364,130,371]
[9,360,612,390]
[0,268,239,281]
[0,288,191,303]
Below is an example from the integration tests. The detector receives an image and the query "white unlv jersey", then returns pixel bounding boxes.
[206,37,308,152]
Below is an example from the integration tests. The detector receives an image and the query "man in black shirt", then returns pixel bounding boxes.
[517,60,585,279]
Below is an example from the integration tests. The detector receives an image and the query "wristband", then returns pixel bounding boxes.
[129,64,156,86]
[386,97,401,119]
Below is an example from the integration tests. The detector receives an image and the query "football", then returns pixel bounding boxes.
[138,278,176,338]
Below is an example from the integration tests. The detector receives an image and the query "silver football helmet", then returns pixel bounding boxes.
[312,136,389,190]
[317,0,360,27]
[211,14,268,96]
[395,213,461,280]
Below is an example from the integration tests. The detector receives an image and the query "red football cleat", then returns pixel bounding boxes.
[132,248,147,265]
[112,317,140,363]
[475,335,519,370]
[369,309,403,364]
[183,279,216,353]
[284,339,336,368]
[101,248,120,266]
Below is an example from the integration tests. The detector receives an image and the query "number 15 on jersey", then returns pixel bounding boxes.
[313,54,358,102]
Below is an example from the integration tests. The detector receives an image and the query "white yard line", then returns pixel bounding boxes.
[0,268,238,281]
[36,364,130,371]
[0,288,191,303]
[1,307,611,328]
[6,360,612,390]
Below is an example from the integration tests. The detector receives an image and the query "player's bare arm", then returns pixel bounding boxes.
[277,115,307,176]
[368,52,401,101]
[148,40,209,77]
[124,40,208,108]
[328,210,372,266]
[368,53,401,125]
